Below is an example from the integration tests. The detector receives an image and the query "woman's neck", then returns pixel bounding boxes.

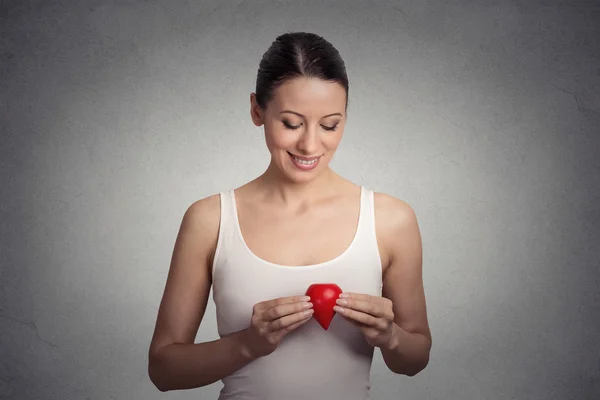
[252,165,344,209]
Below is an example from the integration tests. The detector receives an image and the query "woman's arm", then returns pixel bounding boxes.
[376,193,432,376]
[149,329,257,391]
[148,195,257,391]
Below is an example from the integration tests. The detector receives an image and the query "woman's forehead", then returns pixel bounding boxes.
[271,77,346,114]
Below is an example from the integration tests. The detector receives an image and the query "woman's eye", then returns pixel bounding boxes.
[282,121,338,131]
[283,121,301,130]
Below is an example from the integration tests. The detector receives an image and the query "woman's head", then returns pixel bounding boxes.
[250,32,349,184]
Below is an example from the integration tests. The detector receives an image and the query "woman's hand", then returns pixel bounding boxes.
[241,295,314,359]
[334,292,397,348]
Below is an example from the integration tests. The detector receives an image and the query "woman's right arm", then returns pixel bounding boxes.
[147,195,257,392]
[149,331,257,392]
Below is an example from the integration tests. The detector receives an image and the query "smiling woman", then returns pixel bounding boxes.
[147,31,432,400]
[252,70,348,184]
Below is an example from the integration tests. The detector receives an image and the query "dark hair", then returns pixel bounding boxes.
[255,32,349,111]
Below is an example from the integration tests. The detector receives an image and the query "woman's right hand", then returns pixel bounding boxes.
[241,295,314,359]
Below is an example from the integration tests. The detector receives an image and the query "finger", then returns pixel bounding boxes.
[280,312,313,334]
[334,306,380,327]
[261,295,311,310]
[339,292,372,301]
[336,298,388,319]
[264,301,312,322]
[269,309,313,332]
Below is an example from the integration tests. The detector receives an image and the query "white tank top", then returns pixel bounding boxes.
[211,186,383,400]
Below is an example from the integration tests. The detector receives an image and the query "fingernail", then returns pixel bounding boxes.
[303,302,313,309]
[303,296,311,301]
[339,293,349,298]
[336,299,347,306]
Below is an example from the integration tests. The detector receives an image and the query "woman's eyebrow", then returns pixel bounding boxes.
[280,110,343,118]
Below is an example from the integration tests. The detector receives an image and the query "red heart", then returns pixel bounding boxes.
[305,283,343,330]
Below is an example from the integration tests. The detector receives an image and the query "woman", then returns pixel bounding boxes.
[148,32,432,399]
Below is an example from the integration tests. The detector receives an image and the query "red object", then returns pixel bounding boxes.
[305,283,343,330]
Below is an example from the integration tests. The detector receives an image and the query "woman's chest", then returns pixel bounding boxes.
[237,201,389,270]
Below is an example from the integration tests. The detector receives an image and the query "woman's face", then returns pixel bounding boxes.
[250,76,347,183]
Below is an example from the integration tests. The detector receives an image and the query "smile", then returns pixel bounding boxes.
[287,151,321,169]
[288,152,320,163]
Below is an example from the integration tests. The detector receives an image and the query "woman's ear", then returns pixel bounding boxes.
[250,93,264,127]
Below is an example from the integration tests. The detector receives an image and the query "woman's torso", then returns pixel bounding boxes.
[207,180,392,400]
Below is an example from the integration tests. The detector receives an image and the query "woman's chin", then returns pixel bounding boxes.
[283,164,329,183]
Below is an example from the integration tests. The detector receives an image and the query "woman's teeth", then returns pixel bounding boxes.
[292,156,317,165]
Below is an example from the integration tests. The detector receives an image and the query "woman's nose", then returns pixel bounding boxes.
[296,126,319,153]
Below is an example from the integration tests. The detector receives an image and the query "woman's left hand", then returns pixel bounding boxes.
[334,292,397,348]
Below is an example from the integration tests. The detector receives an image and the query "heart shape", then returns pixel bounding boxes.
[305,283,343,330]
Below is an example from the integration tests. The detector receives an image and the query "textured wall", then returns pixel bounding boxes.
[1,0,599,399]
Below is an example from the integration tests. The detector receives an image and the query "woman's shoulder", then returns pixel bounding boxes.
[187,192,221,220]
[183,193,222,241]
[372,191,416,218]
[372,190,419,241]
[181,193,224,270]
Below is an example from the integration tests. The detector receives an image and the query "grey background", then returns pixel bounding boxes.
[1,0,599,399]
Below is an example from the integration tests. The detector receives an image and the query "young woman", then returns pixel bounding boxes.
[148,32,432,399]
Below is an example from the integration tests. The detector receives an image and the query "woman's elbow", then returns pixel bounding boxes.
[148,350,170,392]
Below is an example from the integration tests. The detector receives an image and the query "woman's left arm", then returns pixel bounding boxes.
[378,195,431,376]
[334,194,432,376]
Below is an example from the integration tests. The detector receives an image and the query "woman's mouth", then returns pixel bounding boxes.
[287,151,321,170]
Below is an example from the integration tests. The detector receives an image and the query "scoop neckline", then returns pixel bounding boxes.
[230,186,364,269]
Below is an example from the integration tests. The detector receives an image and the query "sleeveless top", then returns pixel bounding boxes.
[211,186,383,400]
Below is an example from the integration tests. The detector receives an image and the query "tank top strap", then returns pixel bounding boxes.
[210,190,238,276]
[353,186,383,274]
[355,186,376,246]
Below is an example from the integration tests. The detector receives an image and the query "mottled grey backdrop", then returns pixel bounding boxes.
[1,0,599,399]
